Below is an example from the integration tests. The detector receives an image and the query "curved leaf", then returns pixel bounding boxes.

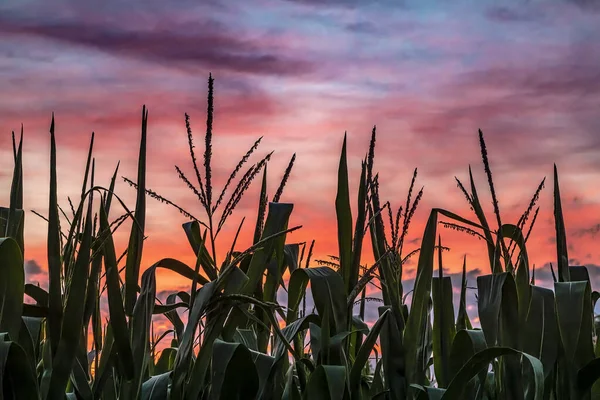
[305,365,347,400]
[210,339,259,400]
[350,309,389,398]
[287,267,347,335]
[142,372,171,400]
[523,286,557,378]
[442,347,544,400]
[0,339,40,399]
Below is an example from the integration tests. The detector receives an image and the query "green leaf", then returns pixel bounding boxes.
[70,357,93,400]
[170,281,217,398]
[553,165,570,282]
[128,262,159,398]
[0,338,40,399]
[555,281,595,365]
[523,286,558,378]
[448,329,487,397]
[141,372,171,400]
[18,317,42,364]
[288,267,347,335]
[442,347,544,400]
[154,348,177,375]
[455,257,472,332]
[125,105,148,315]
[275,314,320,360]
[555,280,595,397]
[283,364,302,400]
[210,340,259,400]
[405,210,438,386]
[349,309,389,398]
[477,272,515,347]
[47,115,62,359]
[501,223,531,329]
[378,306,406,400]
[45,188,93,399]
[234,328,259,352]
[99,204,135,380]
[467,167,498,272]
[182,221,217,280]
[0,238,24,340]
[432,274,456,388]
[335,133,353,295]
[305,365,347,400]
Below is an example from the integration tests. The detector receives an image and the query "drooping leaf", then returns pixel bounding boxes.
[0,338,40,399]
[287,267,347,335]
[210,340,259,400]
[141,372,171,400]
[523,286,558,378]
[305,365,347,400]
[443,347,544,400]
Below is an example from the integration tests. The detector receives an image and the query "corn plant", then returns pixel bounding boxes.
[3,75,600,400]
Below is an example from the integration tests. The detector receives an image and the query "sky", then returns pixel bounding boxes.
[2,0,600,329]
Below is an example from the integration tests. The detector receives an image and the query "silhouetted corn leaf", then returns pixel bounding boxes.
[336,134,353,296]
[523,286,558,378]
[45,192,93,399]
[305,365,347,400]
[287,267,347,335]
[154,348,177,375]
[501,224,531,329]
[378,305,406,400]
[0,337,40,399]
[276,313,320,360]
[553,165,570,282]
[555,280,595,397]
[141,372,170,400]
[183,220,217,280]
[170,281,217,398]
[432,267,456,386]
[448,329,487,398]
[477,272,515,347]
[0,238,24,340]
[125,106,148,316]
[405,210,438,386]
[210,339,259,400]
[99,204,135,380]
[455,257,472,332]
[349,309,389,398]
[127,261,159,398]
[443,347,544,400]
[47,115,62,359]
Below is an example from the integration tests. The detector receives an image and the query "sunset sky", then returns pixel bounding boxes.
[1,0,600,325]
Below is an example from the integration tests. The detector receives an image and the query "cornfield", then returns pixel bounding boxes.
[1,75,600,400]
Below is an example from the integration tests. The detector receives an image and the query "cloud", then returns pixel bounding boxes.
[24,259,43,275]
[0,17,314,77]
[484,6,542,23]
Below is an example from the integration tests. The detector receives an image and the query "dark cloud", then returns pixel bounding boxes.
[281,0,381,8]
[0,17,314,77]
[574,223,600,238]
[484,6,542,23]
[24,259,43,275]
